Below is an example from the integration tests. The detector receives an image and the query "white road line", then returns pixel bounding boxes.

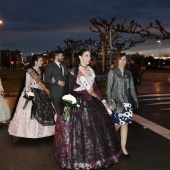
[161,108,170,110]
[138,94,170,97]
[146,102,170,105]
[133,114,170,140]
[139,97,170,101]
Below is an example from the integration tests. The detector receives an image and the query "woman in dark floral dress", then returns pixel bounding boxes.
[54,49,122,169]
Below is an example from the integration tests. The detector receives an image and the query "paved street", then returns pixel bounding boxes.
[0,80,170,170]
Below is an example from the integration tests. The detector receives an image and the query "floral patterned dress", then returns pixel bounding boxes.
[8,68,56,138]
[54,67,122,169]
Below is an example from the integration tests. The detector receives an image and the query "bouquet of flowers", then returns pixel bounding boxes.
[62,94,79,121]
[23,91,35,109]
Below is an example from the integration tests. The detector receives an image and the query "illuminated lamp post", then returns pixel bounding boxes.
[0,19,3,66]
[157,40,161,67]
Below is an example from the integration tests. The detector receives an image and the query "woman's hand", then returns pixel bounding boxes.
[108,105,115,110]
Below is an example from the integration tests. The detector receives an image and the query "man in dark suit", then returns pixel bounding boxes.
[45,51,67,113]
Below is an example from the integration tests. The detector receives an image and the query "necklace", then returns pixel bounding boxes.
[80,63,88,68]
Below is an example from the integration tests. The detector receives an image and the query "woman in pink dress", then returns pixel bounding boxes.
[8,55,56,139]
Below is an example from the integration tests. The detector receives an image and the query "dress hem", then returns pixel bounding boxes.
[8,132,54,138]
[57,150,122,169]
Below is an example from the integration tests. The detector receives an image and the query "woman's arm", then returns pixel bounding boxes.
[25,72,31,92]
[130,73,138,106]
[93,81,104,100]
[106,70,114,101]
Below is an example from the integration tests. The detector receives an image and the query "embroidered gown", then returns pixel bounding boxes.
[8,68,56,138]
[0,79,10,123]
[54,67,122,169]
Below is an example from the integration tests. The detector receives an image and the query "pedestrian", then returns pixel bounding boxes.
[106,55,138,158]
[45,51,67,113]
[129,57,140,94]
[8,54,56,140]
[54,49,122,169]
[0,78,10,126]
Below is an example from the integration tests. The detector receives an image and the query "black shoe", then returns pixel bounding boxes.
[122,153,131,159]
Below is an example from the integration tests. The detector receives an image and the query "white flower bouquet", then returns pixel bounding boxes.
[23,91,35,109]
[62,94,79,121]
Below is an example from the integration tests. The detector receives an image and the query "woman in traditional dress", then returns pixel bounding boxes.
[106,55,138,158]
[8,55,56,139]
[0,78,10,125]
[54,49,122,169]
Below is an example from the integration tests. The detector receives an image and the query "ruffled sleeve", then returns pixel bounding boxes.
[25,72,32,92]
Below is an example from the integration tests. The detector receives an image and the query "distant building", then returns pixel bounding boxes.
[0,50,22,68]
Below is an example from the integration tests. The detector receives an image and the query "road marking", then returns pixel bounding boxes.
[138,94,170,110]
[146,102,170,105]
[139,97,170,101]
[138,94,170,97]
[133,114,170,140]
[160,108,170,111]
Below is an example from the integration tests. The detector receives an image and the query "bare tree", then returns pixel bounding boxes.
[63,38,98,66]
[90,16,170,72]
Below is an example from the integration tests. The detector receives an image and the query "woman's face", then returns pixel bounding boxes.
[118,56,127,68]
[79,51,91,66]
[35,57,43,67]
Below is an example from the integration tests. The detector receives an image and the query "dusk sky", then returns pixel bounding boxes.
[1,0,170,58]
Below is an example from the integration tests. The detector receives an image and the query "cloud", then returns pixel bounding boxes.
[0,0,170,56]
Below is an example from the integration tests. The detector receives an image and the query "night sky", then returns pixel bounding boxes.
[1,0,170,58]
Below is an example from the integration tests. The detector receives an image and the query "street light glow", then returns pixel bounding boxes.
[0,20,3,25]
[157,40,161,44]
[157,40,162,67]
[0,19,3,66]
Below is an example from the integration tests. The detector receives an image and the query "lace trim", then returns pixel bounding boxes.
[73,67,95,92]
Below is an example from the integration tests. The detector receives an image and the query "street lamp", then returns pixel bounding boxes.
[157,40,161,67]
[0,19,3,66]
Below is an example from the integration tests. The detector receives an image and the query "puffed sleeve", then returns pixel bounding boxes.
[25,72,32,92]
[90,67,104,100]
